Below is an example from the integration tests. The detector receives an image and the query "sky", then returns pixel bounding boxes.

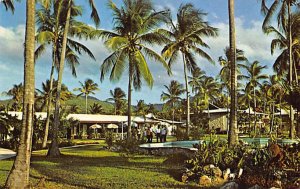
[0,0,278,105]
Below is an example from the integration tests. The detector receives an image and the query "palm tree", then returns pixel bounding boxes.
[4,83,23,111]
[69,104,80,114]
[99,0,170,139]
[74,79,99,114]
[228,0,238,146]
[239,87,253,134]
[260,0,299,139]
[36,0,97,150]
[107,87,126,115]
[89,103,104,114]
[241,61,268,134]
[135,100,148,123]
[48,0,100,157]
[1,0,16,13]
[160,3,218,138]
[5,0,35,187]
[188,67,206,94]
[161,80,185,129]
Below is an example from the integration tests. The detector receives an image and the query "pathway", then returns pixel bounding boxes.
[0,148,16,160]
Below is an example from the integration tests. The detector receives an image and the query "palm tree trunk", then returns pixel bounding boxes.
[48,0,71,157]
[127,57,133,139]
[42,47,56,149]
[228,0,238,146]
[288,1,295,139]
[182,53,190,139]
[85,94,88,114]
[248,101,251,136]
[253,87,257,134]
[270,102,275,133]
[5,0,35,187]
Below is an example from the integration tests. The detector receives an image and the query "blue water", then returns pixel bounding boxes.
[139,140,202,149]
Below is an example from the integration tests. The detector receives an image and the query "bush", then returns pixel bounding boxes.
[113,138,141,155]
[105,131,114,148]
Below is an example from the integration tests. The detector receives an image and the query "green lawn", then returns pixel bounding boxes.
[0,144,203,189]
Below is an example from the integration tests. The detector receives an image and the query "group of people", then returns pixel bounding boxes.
[145,125,167,143]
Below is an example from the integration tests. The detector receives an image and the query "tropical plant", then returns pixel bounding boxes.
[188,67,206,94]
[3,83,23,111]
[89,103,104,114]
[107,87,126,115]
[98,0,170,138]
[259,0,299,139]
[5,0,35,187]
[240,60,268,133]
[69,104,80,114]
[161,80,185,129]
[48,0,100,157]
[74,79,99,114]
[1,0,16,13]
[160,3,218,138]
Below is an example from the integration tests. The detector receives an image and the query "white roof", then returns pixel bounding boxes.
[274,109,290,116]
[67,114,128,123]
[203,108,229,114]
[6,111,47,120]
[238,108,265,115]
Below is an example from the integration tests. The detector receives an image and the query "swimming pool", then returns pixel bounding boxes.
[139,140,203,150]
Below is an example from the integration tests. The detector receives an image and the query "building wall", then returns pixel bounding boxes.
[209,114,228,132]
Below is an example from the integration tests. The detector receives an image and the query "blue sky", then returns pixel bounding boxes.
[0,0,278,104]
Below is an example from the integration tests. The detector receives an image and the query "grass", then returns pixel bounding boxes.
[0,143,205,189]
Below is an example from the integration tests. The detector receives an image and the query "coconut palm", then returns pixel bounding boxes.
[69,104,80,114]
[48,0,100,157]
[188,67,206,94]
[161,80,185,128]
[5,0,35,187]
[260,0,299,139]
[228,0,238,146]
[107,87,126,115]
[241,61,268,133]
[4,83,23,111]
[135,100,148,122]
[89,103,104,114]
[160,3,218,138]
[74,79,99,114]
[238,87,253,133]
[98,0,170,138]
[36,0,97,149]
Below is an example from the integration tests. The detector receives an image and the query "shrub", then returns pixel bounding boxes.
[105,131,114,148]
[113,138,141,155]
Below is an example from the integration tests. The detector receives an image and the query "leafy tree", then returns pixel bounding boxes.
[161,80,185,128]
[5,0,35,187]
[3,83,23,111]
[89,103,104,114]
[74,79,99,114]
[99,0,169,138]
[107,87,126,115]
[160,3,218,138]
[240,60,268,133]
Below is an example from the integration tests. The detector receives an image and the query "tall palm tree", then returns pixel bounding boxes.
[74,79,99,114]
[160,3,218,138]
[36,0,96,149]
[99,0,170,139]
[239,87,253,133]
[48,0,100,157]
[260,0,299,139]
[161,80,185,129]
[188,67,206,94]
[69,104,79,113]
[107,87,126,115]
[135,100,148,123]
[228,0,238,146]
[241,61,268,133]
[5,0,35,187]
[4,83,23,111]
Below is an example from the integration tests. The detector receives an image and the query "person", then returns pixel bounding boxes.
[137,127,141,140]
[156,126,161,143]
[164,126,168,142]
[146,127,151,143]
[161,126,166,142]
[149,126,153,143]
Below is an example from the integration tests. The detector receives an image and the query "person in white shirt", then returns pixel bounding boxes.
[156,126,161,143]
[161,127,166,142]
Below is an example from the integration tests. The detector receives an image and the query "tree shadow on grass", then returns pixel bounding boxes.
[30,151,201,189]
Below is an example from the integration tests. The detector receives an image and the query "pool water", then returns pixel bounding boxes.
[139,140,203,149]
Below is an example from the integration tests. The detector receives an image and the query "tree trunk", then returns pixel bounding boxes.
[127,57,133,139]
[270,102,275,134]
[253,88,257,134]
[228,0,238,146]
[288,2,295,139]
[182,53,190,139]
[5,0,35,187]
[248,102,251,136]
[48,0,72,157]
[42,47,56,149]
[85,94,88,114]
